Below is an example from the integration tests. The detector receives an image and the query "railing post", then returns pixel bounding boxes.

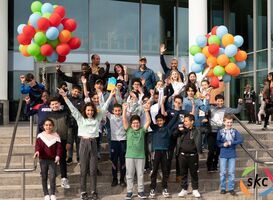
[254,150,258,200]
[29,116,33,145]
[21,156,25,200]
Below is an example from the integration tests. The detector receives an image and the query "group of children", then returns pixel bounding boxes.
[21,60,244,200]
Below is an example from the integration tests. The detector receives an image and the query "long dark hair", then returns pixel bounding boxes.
[114,64,125,78]
[82,102,97,118]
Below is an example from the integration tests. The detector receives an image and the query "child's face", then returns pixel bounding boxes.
[156,81,163,88]
[113,107,122,117]
[156,118,165,127]
[132,82,141,91]
[171,71,179,81]
[186,87,195,98]
[131,120,140,130]
[224,118,233,129]
[95,83,103,91]
[41,92,49,103]
[189,74,196,83]
[43,121,54,132]
[216,98,224,108]
[153,94,159,103]
[92,94,99,105]
[201,81,209,90]
[116,83,123,90]
[50,101,61,111]
[183,117,194,129]
[85,106,95,118]
[173,98,183,110]
[71,88,80,98]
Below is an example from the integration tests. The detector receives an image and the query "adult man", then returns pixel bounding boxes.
[160,44,185,82]
[133,57,156,92]
[90,54,110,88]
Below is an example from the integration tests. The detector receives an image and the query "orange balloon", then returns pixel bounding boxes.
[202,46,212,57]
[222,34,234,47]
[234,50,247,62]
[205,67,214,77]
[206,56,217,68]
[217,54,229,66]
[59,30,72,43]
[21,45,30,57]
[225,63,240,76]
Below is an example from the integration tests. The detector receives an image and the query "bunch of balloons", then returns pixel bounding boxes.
[189,25,247,86]
[17,1,81,63]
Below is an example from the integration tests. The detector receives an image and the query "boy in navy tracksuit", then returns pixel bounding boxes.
[149,112,179,198]
[217,114,243,196]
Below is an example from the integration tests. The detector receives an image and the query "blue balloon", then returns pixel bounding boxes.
[47,51,58,62]
[191,63,203,73]
[223,74,231,83]
[17,24,26,34]
[218,47,225,56]
[57,24,64,32]
[196,35,207,48]
[225,44,238,57]
[29,13,41,28]
[234,35,244,47]
[216,25,228,39]
[237,61,246,69]
[46,27,59,40]
[194,53,206,65]
[41,3,54,14]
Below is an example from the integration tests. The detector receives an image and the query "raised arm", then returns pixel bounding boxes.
[56,65,77,84]
[143,102,151,130]
[81,76,89,98]
[122,103,129,130]
[160,44,169,74]
[161,96,168,116]
[225,99,243,114]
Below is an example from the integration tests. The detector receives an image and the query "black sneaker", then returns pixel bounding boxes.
[81,192,89,200]
[111,179,118,187]
[220,190,226,194]
[120,180,127,187]
[229,190,237,196]
[149,189,156,199]
[66,158,73,165]
[91,191,99,200]
[125,192,133,200]
[138,192,147,199]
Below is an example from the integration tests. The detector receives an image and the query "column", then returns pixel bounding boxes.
[188,0,208,68]
[0,0,8,125]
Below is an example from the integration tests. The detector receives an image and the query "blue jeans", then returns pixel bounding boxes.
[220,157,235,191]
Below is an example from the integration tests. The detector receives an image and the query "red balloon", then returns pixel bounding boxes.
[68,37,81,49]
[208,44,220,56]
[210,76,219,88]
[56,43,71,56]
[37,17,50,31]
[17,34,31,45]
[211,26,218,35]
[205,34,211,39]
[54,6,66,19]
[40,44,53,56]
[63,18,77,32]
[58,55,66,63]
[49,13,62,27]
[22,25,36,38]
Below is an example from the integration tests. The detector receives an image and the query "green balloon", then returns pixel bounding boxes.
[34,53,45,62]
[213,65,225,76]
[208,35,221,45]
[34,11,42,16]
[34,32,47,46]
[42,12,51,19]
[190,45,201,56]
[229,57,236,63]
[47,39,60,48]
[27,43,40,56]
[31,1,42,13]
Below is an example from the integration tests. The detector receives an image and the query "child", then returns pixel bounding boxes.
[47,97,72,189]
[106,103,127,187]
[149,112,179,199]
[217,114,243,195]
[174,114,202,198]
[34,119,62,200]
[59,87,115,200]
[122,102,151,200]
[207,94,243,172]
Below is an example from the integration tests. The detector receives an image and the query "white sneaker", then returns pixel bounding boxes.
[50,195,57,200]
[44,195,50,200]
[61,178,70,189]
[192,190,201,198]
[178,189,188,197]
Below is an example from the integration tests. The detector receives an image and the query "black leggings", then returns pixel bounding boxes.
[264,103,273,128]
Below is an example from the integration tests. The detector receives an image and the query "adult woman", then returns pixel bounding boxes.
[262,72,273,130]
[114,64,128,83]
[169,70,185,96]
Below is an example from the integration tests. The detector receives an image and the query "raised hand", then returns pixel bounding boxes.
[58,88,66,97]
[56,65,61,71]
[105,61,110,67]
[160,44,166,54]
[20,75,25,84]
[122,103,128,110]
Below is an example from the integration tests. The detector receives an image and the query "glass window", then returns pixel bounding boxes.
[257,0,267,50]
[90,0,139,55]
[10,0,89,51]
[257,50,267,70]
[208,0,224,29]
[241,53,253,73]
[178,0,189,56]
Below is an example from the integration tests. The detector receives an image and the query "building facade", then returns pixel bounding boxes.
[0,0,270,123]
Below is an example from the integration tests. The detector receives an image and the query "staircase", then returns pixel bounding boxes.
[1,122,273,200]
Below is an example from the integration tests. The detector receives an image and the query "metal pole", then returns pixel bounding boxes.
[29,116,33,145]
[254,151,258,200]
[21,156,25,200]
